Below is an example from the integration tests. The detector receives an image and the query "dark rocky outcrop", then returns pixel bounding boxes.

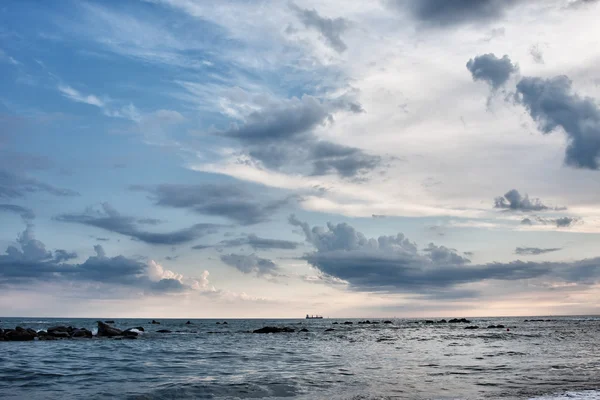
[332,322,339,325]
[97,321,123,337]
[299,328,309,332]
[383,320,393,324]
[425,320,434,324]
[464,326,479,330]
[130,326,145,332]
[4,329,36,341]
[325,328,335,332]
[358,320,372,324]
[186,321,192,325]
[343,321,353,325]
[449,318,471,324]
[438,319,447,323]
[151,320,160,324]
[222,321,228,325]
[71,328,93,338]
[105,320,115,324]
[487,324,505,329]
[156,329,172,333]
[216,322,221,325]
[252,326,295,334]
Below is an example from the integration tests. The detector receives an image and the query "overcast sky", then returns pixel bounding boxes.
[1,0,600,318]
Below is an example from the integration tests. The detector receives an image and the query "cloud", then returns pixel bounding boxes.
[515,247,562,255]
[0,169,79,199]
[515,75,600,170]
[131,184,290,225]
[529,44,544,64]
[396,0,517,27]
[289,3,349,52]
[289,216,600,293]
[58,85,105,107]
[0,204,35,221]
[192,233,299,251]
[0,49,19,65]
[555,216,575,227]
[466,53,518,89]
[219,253,280,277]
[213,92,380,178]
[0,225,206,293]
[56,203,219,245]
[521,218,533,225]
[494,189,554,211]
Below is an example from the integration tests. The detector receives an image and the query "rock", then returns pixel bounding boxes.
[425,320,434,324]
[48,326,70,335]
[383,320,393,324]
[343,321,353,325]
[448,318,471,324]
[216,322,221,325]
[487,324,505,329]
[151,320,160,324]
[299,328,309,332]
[325,328,335,332]
[5,329,36,341]
[123,329,139,337]
[186,321,192,325]
[97,321,123,337]
[71,328,93,338]
[156,329,172,333]
[464,326,479,330]
[105,320,115,324]
[222,321,228,325]
[52,331,71,338]
[438,319,447,323]
[129,326,145,332]
[332,322,339,325]
[26,328,38,336]
[252,326,295,334]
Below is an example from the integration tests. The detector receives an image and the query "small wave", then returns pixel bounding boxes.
[530,391,600,399]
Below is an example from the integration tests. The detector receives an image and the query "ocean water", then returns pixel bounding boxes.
[0,316,599,399]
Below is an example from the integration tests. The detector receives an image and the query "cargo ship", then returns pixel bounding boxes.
[306,314,323,319]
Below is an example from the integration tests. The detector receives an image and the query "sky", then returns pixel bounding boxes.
[1,0,600,318]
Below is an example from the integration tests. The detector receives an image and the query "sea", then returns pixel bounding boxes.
[0,316,599,400]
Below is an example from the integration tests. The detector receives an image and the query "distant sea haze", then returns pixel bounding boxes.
[1,316,599,399]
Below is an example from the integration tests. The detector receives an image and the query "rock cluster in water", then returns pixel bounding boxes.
[0,322,145,341]
[252,326,295,334]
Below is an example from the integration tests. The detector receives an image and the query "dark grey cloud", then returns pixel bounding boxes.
[494,189,556,211]
[0,226,193,293]
[466,53,518,89]
[521,218,533,225]
[555,217,575,228]
[0,169,79,199]
[56,203,219,245]
[220,95,332,143]
[289,216,600,293]
[0,203,35,221]
[515,247,562,256]
[216,94,381,179]
[192,233,299,251]
[289,3,349,52]
[131,184,290,225]
[220,253,280,277]
[396,0,517,27]
[516,75,600,170]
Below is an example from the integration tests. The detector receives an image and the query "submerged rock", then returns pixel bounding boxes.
[252,326,295,334]
[97,321,123,337]
[343,321,353,325]
[186,321,192,325]
[332,322,339,325]
[299,328,309,332]
[438,319,447,323]
[151,320,160,324]
[424,320,434,324]
[105,320,115,324]
[464,326,479,330]
[383,321,393,324]
[487,325,506,329]
[222,321,228,325]
[325,328,335,332]
[156,329,172,333]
